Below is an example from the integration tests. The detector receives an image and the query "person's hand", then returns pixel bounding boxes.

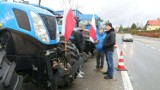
[114,44,118,48]
[95,40,99,43]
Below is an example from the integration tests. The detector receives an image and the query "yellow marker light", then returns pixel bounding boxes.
[0,23,2,27]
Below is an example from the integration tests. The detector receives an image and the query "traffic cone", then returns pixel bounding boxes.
[115,51,127,71]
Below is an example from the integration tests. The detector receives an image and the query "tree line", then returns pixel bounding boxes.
[118,23,146,34]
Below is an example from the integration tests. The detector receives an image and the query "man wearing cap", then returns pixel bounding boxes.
[103,23,116,79]
[95,28,106,71]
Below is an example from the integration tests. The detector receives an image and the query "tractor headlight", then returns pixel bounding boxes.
[30,11,49,43]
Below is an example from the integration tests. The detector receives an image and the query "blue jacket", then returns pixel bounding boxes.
[95,32,106,51]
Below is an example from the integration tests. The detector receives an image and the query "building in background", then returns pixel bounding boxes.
[146,18,160,30]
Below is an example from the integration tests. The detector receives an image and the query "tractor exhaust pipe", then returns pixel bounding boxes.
[38,0,41,7]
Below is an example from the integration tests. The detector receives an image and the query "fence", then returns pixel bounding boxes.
[130,30,160,38]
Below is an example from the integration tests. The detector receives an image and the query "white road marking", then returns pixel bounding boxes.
[123,51,127,56]
[116,46,120,58]
[134,41,139,44]
[135,41,160,52]
[116,46,133,90]
[121,71,133,90]
[135,41,146,46]
[151,47,156,49]
[141,44,145,46]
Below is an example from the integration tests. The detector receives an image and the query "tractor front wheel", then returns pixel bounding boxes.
[0,49,23,90]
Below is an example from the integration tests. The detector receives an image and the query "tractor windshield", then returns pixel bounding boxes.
[40,14,57,40]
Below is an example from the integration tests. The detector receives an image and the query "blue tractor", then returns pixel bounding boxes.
[0,1,82,90]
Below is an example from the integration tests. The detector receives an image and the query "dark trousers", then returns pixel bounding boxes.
[105,51,114,77]
[75,43,82,52]
[96,51,104,68]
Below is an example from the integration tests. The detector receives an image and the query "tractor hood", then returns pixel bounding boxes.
[0,2,58,45]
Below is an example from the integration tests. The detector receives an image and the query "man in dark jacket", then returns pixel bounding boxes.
[103,23,116,79]
[74,27,85,53]
[73,26,85,78]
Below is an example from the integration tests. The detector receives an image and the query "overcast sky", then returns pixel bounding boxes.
[26,0,160,27]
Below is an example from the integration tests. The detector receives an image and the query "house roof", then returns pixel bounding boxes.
[147,19,160,26]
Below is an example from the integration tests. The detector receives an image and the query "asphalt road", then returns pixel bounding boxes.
[116,34,160,90]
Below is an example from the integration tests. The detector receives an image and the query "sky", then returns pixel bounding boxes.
[13,0,160,27]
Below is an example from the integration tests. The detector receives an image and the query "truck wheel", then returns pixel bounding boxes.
[0,49,23,90]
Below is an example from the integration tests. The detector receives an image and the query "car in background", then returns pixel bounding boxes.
[122,33,133,42]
